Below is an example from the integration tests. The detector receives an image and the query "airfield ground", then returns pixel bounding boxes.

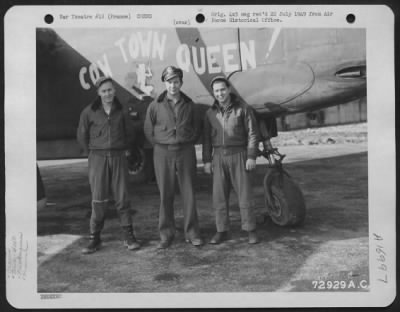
[37,123,368,293]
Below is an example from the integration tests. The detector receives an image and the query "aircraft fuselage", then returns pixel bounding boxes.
[36,27,366,159]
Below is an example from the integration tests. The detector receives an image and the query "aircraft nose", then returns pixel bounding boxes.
[229,62,315,108]
[228,60,366,114]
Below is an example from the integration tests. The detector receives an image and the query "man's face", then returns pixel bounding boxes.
[97,81,115,104]
[212,81,231,105]
[164,76,182,96]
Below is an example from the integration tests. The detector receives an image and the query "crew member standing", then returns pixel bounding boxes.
[144,66,203,249]
[203,76,261,244]
[77,76,140,254]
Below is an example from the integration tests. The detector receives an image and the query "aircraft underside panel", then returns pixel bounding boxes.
[229,62,315,115]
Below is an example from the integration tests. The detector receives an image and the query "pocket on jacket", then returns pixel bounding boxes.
[231,116,241,126]
[228,116,241,129]
[181,126,194,139]
[231,117,244,136]
[90,128,102,139]
[155,124,167,131]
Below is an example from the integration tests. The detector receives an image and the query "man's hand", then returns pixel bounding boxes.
[246,159,256,171]
[204,162,212,174]
[80,147,89,157]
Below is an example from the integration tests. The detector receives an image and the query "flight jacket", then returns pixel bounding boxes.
[144,90,201,146]
[77,97,129,153]
[202,94,260,163]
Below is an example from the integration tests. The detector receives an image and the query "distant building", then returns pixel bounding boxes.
[278,97,367,131]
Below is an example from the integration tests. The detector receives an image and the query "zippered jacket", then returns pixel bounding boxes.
[202,94,260,163]
[144,90,201,145]
[77,97,129,153]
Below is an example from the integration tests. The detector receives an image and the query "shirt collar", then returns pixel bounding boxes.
[157,90,193,104]
[166,93,182,105]
[91,97,122,111]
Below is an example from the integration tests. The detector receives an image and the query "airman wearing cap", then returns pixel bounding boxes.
[77,76,141,254]
[144,66,203,249]
[161,66,183,82]
[203,76,261,245]
[95,76,113,89]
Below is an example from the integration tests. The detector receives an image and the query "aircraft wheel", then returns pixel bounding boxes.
[127,146,154,183]
[264,169,306,226]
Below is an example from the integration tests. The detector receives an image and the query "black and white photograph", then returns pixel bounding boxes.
[4,5,396,309]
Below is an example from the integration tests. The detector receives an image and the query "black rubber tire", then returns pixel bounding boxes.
[264,169,306,226]
[127,147,154,184]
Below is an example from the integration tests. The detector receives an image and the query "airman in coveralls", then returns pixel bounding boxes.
[203,76,260,244]
[77,76,140,254]
[144,66,203,249]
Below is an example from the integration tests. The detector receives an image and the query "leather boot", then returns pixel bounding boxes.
[123,225,141,250]
[209,231,230,244]
[185,236,204,247]
[82,233,101,254]
[248,230,260,244]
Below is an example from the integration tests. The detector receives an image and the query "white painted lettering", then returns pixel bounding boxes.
[79,67,90,90]
[152,32,166,61]
[191,46,206,75]
[128,33,139,59]
[222,43,239,72]
[240,40,256,70]
[137,31,153,58]
[265,28,281,60]
[176,44,191,72]
[89,63,101,85]
[96,54,113,77]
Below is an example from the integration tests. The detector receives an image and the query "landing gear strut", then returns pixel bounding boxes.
[260,149,306,226]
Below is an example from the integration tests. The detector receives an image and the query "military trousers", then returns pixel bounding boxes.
[212,148,256,232]
[153,144,200,241]
[88,151,132,234]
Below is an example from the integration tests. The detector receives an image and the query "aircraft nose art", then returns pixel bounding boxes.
[229,62,314,112]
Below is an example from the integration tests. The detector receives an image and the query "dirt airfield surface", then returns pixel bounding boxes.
[38,123,369,293]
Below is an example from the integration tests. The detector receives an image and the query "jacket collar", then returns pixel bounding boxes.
[91,96,122,111]
[157,90,192,104]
